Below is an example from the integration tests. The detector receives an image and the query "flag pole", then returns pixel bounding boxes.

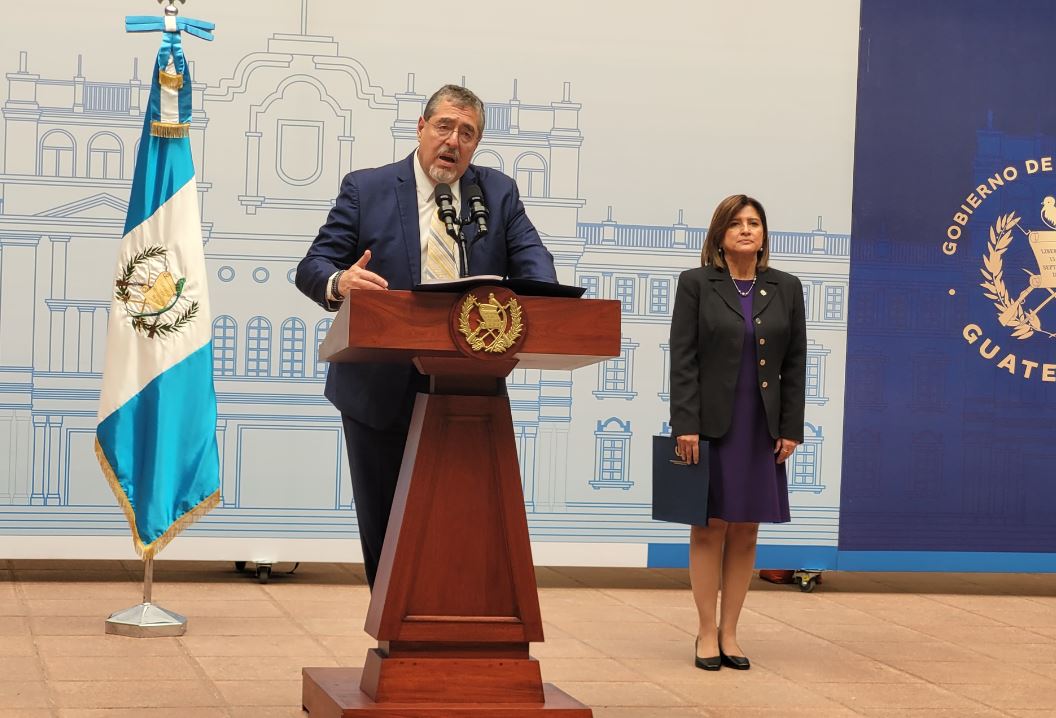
[105,559,187,637]
[99,0,216,639]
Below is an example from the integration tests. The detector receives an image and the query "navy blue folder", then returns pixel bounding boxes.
[651,434,710,526]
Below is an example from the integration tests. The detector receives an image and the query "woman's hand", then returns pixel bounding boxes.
[774,437,799,464]
[675,434,701,465]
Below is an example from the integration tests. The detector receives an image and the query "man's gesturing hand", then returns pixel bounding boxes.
[338,249,388,293]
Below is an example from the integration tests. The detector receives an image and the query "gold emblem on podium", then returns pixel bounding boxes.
[457,289,524,354]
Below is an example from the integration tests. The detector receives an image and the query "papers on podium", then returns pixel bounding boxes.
[651,434,710,526]
[414,274,586,298]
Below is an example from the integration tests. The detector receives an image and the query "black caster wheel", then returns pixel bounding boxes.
[234,561,247,573]
[798,576,817,592]
[255,564,272,584]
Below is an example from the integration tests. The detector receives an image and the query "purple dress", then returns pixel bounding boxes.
[707,279,791,524]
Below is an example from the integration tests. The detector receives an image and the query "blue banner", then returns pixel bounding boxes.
[842,0,1056,553]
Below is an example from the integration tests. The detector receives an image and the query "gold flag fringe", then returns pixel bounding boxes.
[95,439,221,560]
[158,69,184,90]
[151,121,190,139]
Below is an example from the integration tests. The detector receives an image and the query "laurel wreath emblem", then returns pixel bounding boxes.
[458,293,523,353]
[979,212,1044,340]
[114,245,198,339]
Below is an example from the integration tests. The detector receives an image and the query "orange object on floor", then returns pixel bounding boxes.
[759,569,795,584]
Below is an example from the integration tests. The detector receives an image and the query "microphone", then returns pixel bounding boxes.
[434,183,459,240]
[465,183,489,237]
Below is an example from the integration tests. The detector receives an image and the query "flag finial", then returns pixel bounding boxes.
[158,0,186,16]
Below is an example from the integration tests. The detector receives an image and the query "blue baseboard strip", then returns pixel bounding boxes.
[646,544,1056,572]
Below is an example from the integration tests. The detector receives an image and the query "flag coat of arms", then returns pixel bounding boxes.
[96,15,218,559]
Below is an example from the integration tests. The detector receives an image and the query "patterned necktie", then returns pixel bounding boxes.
[423,209,459,281]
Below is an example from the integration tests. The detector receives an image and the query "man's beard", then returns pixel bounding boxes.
[427,163,458,185]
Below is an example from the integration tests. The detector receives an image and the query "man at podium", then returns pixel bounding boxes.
[295,84,557,588]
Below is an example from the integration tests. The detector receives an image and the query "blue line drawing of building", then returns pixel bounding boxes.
[0,7,851,559]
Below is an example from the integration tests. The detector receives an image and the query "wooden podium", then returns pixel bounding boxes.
[303,285,621,717]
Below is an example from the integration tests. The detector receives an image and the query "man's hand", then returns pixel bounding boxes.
[338,250,388,293]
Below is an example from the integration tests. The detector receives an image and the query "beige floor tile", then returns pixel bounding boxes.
[49,680,221,709]
[194,655,339,681]
[538,600,664,624]
[17,582,140,601]
[0,583,17,600]
[592,709,706,718]
[184,617,306,636]
[617,657,714,684]
[292,618,367,637]
[179,634,329,658]
[0,601,19,617]
[0,617,30,636]
[909,624,1046,647]
[270,599,368,620]
[856,709,1009,718]
[561,621,688,642]
[765,657,918,683]
[27,617,102,637]
[0,637,38,657]
[213,679,302,706]
[23,599,137,618]
[665,672,835,707]
[35,636,184,658]
[1023,662,1056,681]
[161,599,284,618]
[832,640,982,663]
[897,659,1049,685]
[703,709,864,718]
[584,639,692,660]
[540,657,642,682]
[0,682,49,709]
[41,654,200,681]
[804,622,935,643]
[956,679,1056,710]
[809,681,991,710]
[57,710,227,718]
[0,710,52,718]
[530,638,607,659]
[970,642,1056,663]
[740,638,870,664]
[551,680,687,707]
[0,656,45,682]
[228,709,314,718]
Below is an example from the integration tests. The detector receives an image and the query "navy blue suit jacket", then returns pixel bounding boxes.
[296,152,557,429]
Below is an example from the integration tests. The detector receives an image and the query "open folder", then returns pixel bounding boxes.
[651,434,710,526]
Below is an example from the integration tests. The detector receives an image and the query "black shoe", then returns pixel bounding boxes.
[694,636,721,670]
[720,650,750,670]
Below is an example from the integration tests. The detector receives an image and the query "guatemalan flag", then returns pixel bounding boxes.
[95,14,218,559]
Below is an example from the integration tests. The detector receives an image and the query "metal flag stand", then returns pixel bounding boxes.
[106,558,187,637]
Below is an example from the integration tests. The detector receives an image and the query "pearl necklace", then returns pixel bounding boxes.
[732,276,757,297]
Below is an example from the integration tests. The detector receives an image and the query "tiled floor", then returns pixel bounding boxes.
[1,560,1054,717]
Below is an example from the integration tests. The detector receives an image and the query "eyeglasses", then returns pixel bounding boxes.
[427,118,480,144]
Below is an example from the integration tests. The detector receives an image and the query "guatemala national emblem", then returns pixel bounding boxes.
[981,203,1056,340]
[115,246,197,338]
[456,288,525,354]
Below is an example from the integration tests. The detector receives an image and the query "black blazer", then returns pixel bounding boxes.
[669,264,806,442]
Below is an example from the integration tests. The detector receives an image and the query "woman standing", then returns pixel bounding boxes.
[669,194,806,671]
